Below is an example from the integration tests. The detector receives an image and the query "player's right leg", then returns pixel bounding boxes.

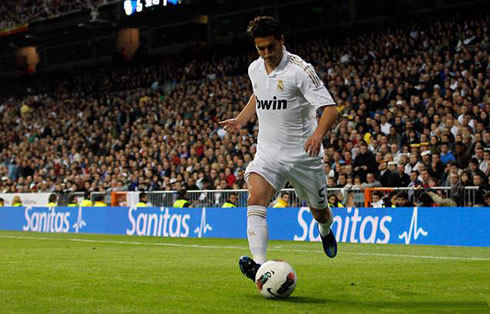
[310,205,337,258]
[239,172,277,281]
[287,159,337,258]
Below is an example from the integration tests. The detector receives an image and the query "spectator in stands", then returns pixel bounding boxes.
[353,141,377,182]
[0,198,3,206]
[173,189,191,208]
[80,192,93,207]
[472,173,488,207]
[93,194,107,207]
[419,169,431,188]
[454,141,471,169]
[11,195,22,207]
[429,153,445,180]
[485,194,490,207]
[395,192,413,207]
[382,192,397,208]
[468,158,486,181]
[460,171,473,188]
[448,172,464,206]
[47,194,57,207]
[480,149,490,176]
[222,192,238,208]
[273,192,290,208]
[420,151,432,170]
[336,173,348,188]
[361,172,382,189]
[136,192,149,207]
[371,191,384,208]
[404,153,422,175]
[67,195,78,207]
[378,161,391,187]
[185,177,199,191]
[386,162,400,187]
[440,143,456,165]
[387,126,402,147]
[397,164,410,187]
[327,194,344,208]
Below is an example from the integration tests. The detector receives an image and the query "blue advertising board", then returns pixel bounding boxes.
[0,206,488,247]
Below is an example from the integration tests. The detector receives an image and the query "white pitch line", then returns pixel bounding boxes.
[1,235,489,262]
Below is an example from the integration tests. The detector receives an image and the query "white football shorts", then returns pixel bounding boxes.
[245,156,328,209]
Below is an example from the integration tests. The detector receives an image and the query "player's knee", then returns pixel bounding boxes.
[247,193,269,207]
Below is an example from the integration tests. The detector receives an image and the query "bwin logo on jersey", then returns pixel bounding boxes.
[256,96,287,110]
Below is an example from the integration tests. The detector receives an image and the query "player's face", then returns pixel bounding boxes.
[254,35,284,68]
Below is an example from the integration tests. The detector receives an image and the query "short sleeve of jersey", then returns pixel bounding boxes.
[248,59,260,90]
[296,63,336,109]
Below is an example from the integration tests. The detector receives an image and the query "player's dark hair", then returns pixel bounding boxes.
[247,16,282,40]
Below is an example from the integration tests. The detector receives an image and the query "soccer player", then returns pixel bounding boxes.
[219,16,338,282]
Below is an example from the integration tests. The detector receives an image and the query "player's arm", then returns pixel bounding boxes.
[219,94,256,134]
[304,105,337,156]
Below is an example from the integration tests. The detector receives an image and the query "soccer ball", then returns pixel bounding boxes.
[255,260,297,298]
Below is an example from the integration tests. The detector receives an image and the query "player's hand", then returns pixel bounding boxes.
[219,119,242,134]
[304,133,323,156]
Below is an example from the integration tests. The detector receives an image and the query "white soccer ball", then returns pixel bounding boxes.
[255,260,297,298]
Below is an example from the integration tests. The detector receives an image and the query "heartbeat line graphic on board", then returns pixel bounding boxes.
[194,207,213,238]
[398,207,428,244]
[72,207,87,233]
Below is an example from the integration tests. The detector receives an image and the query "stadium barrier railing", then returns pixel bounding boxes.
[363,186,478,207]
[0,186,480,208]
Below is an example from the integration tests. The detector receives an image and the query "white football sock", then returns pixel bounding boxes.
[317,206,334,237]
[247,205,268,265]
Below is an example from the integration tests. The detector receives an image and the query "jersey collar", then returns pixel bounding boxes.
[260,46,289,77]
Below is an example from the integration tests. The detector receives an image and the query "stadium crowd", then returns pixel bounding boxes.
[0,13,489,207]
[0,0,107,29]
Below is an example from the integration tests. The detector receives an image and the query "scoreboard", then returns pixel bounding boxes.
[123,0,181,16]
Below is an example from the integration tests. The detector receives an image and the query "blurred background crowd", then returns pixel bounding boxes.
[0,3,488,207]
[0,0,109,29]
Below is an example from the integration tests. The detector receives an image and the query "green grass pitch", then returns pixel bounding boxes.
[0,231,489,313]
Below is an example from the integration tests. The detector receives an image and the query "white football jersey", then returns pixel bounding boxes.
[248,47,336,161]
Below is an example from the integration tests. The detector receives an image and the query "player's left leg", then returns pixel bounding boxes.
[241,158,286,282]
[238,173,276,281]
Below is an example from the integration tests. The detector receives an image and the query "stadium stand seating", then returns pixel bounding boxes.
[0,12,488,206]
[0,0,107,29]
